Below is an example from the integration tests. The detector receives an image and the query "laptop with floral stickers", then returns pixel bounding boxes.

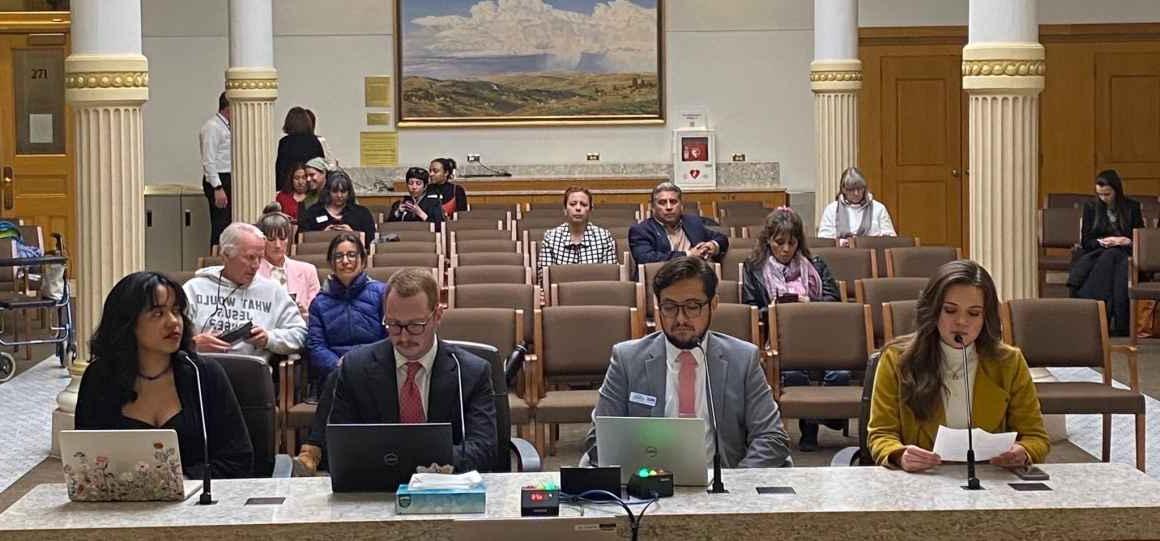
[60,429,199,502]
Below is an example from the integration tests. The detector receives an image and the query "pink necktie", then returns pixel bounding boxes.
[677,351,697,417]
[399,362,426,423]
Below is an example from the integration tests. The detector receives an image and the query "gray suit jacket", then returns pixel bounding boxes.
[583,331,792,468]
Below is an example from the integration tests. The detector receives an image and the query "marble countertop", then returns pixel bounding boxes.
[2,463,1157,540]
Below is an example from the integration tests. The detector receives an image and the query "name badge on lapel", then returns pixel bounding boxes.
[629,392,657,408]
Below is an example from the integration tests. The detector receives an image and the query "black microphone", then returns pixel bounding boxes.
[692,341,726,494]
[954,334,982,491]
[450,351,468,470]
[177,351,216,505]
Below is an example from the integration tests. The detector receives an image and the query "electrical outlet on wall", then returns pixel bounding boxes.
[466,154,481,163]
[732,153,746,162]
[586,152,600,161]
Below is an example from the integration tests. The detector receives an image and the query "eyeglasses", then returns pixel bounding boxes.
[658,299,710,319]
[384,310,436,335]
[332,252,360,262]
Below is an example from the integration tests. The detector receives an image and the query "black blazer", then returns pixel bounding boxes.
[75,352,254,479]
[741,255,842,321]
[275,134,324,189]
[327,339,498,473]
[1080,198,1144,253]
[387,193,445,224]
[628,215,730,266]
[299,202,378,249]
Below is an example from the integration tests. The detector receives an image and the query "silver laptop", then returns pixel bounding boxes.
[595,416,709,487]
[60,429,199,502]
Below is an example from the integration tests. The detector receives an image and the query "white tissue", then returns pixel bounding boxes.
[408,470,484,490]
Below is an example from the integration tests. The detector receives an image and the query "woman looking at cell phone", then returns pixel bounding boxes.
[741,206,843,451]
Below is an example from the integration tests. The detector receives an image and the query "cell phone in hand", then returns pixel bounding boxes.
[218,321,254,344]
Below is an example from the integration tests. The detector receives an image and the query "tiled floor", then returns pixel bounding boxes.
[0,356,68,494]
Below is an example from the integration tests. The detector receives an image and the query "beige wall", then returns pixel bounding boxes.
[139,0,1160,191]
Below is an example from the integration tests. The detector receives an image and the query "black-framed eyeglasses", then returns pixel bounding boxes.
[384,310,436,335]
[658,299,710,319]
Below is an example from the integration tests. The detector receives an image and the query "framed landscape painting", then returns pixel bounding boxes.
[395,0,664,127]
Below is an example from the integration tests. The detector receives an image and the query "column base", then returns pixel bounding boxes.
[50,408,75,459]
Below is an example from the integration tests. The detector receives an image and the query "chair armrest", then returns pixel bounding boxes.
[272,454,294,478]
[769,350,781,398]
[509,437,542,472]
[830,446,860,467]
[1110,344,1140,392]
[525,353,542,406]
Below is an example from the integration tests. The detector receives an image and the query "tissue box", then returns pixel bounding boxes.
[395,485,486,514]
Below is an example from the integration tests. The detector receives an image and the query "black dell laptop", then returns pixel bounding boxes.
[327,423,453,493]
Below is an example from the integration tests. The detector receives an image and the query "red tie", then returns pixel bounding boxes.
[678,351,697,417]
[399,362,426,423]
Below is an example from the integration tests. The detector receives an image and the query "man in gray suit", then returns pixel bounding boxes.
[583,256,792,468]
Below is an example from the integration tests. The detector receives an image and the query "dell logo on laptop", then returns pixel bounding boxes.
[383,452,400,467]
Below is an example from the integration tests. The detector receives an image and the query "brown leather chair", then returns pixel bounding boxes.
[719,214,767,232]
[638,261,667,321]
[453,239,521,255]
[452,229,516,243]
[371,252,443,269]
[1039,207,1082,298]
[814,247,877,303]
[851,235,919,278]
[709,303,761,350]
[885,246,961,278]
[449,265,531,286]
[1045,192,1090,209]
[881,299,918,342]
[769,303,874,427]
[532,306,642,454]
[381,230,440,244]
[163,271,198,285]
[453,252,528,267]
[443,218,505,236]
[855,277,929,348]
[616,237,633,266]
[454,208,512,223]
[543,263,624,291]
[291,241,331,256]
[719,249,748,282]
[448,283,539,350]
[296,253,330,270]
[195,255,216,270]
[440,307,533,433]
[515,215,567,229]
[365,266,440,288]
[550,281,645,329]
[377,219,435,231]
[1129,228,1160,346]
[299,229,364,245]
[1002,298,1145,471]
[602,226,631,240]
[717,279,742,304]
[807,236,838,249]
[376,240,440,254]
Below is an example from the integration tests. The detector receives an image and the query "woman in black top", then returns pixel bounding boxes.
[388,167,445,224]
[275,107,325,188]
[740,206,843,452]
[429,157,468,216]
[299,170,377,249]
[75,271,253,479]
[1068,169,1145,336]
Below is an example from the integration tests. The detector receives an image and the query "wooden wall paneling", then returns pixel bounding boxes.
[1096,49,1160,195]
[1039,41,1096,201]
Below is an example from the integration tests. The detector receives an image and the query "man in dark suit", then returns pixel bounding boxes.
[327,268,497,472]
[629,182,729,267]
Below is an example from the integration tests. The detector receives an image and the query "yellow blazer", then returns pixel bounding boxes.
[867,342,1050,466]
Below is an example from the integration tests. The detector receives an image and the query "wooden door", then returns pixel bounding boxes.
[1096,51,1160,195]
[0,32,73,244]
[870,49,966,250]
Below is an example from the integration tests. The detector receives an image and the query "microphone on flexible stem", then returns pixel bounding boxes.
[504,344,528,389]
[450,352,467,470]
[954,334,982,491]
[177,351,216,505]
[692,342,727,494]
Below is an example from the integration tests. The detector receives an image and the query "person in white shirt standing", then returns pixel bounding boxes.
[816,167,897,246]
[200,92,232,247]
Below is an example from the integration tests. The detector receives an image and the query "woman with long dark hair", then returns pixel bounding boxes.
[275,106,324,189]
[298,170,377,249]
[1067,169,1144,336]
[868,260,1049,471]
[75,271,253,479]
[274,162,310,223]
[741,207,841,451]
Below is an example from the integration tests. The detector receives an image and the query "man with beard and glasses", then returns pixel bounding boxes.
[581,256,791,468]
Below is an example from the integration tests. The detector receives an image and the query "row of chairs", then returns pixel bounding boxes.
[368,199,774,226]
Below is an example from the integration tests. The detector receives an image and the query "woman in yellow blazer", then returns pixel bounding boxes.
[868,260,1049,471]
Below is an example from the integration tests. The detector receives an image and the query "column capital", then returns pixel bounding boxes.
[962,42,1045,94]
[810,59,863,92]
[64,53,148,105]
[225,66,279,101]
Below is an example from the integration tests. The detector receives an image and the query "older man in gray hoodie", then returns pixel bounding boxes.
[184,222,307,363]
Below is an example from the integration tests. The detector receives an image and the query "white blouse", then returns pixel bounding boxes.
[939,341,978,429]
[816,199,897,239]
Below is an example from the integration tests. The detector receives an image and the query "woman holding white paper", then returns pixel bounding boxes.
[866,260,1049,472]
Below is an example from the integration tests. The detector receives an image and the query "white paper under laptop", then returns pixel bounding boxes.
[931,425,1018,462]
[595,416,709,487]
[60,429,201,502]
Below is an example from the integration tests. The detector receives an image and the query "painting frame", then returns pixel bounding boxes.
[394,0,665,128]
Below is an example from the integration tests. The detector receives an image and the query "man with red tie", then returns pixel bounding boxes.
[583,256,791,468]
[326,268,497,472]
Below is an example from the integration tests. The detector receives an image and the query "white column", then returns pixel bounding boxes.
[811,0,861,222]
[227,0,278,224]
[56,0,148,454]
[964,0,1042,301]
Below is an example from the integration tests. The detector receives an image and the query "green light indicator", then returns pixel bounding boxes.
[638,468,650,478]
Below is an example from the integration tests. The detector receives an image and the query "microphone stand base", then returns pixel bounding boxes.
[707,485,729,495]
[197,494,217,505]
[961,480,983,491]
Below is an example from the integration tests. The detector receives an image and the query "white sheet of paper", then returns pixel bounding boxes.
[29,113,53,144]
[932,425,1018,462]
